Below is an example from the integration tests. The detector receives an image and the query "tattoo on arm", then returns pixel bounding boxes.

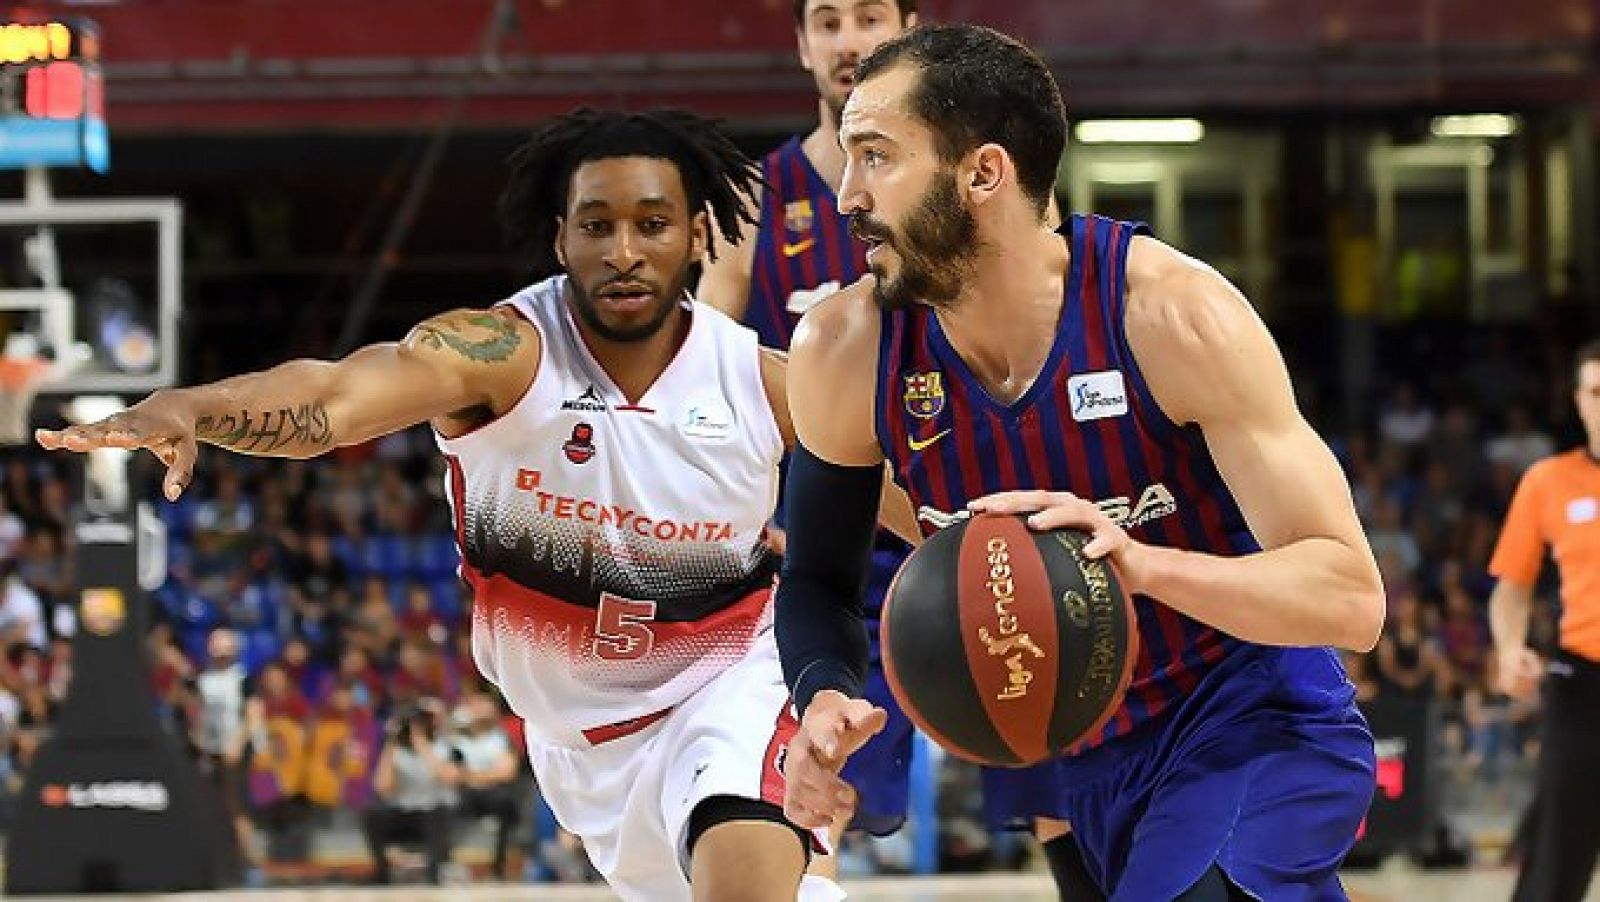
[196,403,333,453]
[413,312,522,363]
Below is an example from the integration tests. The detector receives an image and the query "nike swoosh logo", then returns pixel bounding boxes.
[782,237,815,257]
[907,429,951,452]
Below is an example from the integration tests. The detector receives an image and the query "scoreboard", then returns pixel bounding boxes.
[0,18,107,173]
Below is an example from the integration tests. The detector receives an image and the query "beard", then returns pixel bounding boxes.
[568,260,693,343]
[852,168,978,311]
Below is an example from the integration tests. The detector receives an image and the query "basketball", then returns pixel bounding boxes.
[880,513,1139,767]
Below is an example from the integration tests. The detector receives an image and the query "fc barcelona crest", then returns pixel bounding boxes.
[784,199,814,235]
[81,587,127,636]
[903,372,946,419]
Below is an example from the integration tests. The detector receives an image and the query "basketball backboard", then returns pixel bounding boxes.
[0,194,181,395]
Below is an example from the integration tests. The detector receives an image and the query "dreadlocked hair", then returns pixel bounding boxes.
[497,107,763,279]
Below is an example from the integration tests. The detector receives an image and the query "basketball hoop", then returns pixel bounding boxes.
[0,334,53,446]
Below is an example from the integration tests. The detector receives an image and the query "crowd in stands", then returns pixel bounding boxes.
[1337,330,1578,790]
[0,322,1586,882]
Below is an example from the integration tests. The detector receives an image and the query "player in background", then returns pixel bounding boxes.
[38,108,908,902]
[775,24,1384,900]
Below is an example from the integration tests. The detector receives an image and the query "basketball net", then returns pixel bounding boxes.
[0,333,53,447]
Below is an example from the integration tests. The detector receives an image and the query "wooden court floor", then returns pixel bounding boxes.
[13,868,1596,901]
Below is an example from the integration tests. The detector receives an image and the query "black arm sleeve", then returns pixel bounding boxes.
[775,442,884,716]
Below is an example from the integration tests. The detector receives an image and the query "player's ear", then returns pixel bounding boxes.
[553,216,568,268]
[690,210,710,264]
[966,144,1008,206]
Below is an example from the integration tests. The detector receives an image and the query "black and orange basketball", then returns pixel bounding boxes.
[880,513,1139,767]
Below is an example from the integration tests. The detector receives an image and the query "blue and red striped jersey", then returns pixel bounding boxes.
[745,137,866,351]
[875,213,1258,749]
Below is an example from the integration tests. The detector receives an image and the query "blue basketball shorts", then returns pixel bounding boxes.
[1029,644,1377,900]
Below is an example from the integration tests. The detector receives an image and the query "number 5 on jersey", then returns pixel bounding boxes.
[594,593,658,660]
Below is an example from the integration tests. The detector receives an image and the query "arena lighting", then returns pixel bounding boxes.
[1430,113,1519,139]
[1090,161,1164,184]
[1073,118,1205,144]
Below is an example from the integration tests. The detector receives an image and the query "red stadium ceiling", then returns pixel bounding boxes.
[7,0,1597,132]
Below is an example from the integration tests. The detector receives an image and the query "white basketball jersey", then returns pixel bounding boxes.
[436,275,784,747]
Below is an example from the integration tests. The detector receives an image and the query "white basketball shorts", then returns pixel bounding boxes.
[525,628,824,901]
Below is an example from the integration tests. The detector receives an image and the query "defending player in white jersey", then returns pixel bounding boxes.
[38,108,906,902]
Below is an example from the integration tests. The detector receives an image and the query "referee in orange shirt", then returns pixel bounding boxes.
[1489,339,1600,902]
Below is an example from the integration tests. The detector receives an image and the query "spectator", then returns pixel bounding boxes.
[17,528,73,636]
[289,588,344,667]
[318,646,384,711]
[350,583,399,663]
[399,582,445,646]
[329,461,370,536]
[304,682,377,812]
[448,685,523,880]
[1485,405,1555,476]
[1367,497,1423,589]
[191,468,256,601]
[372,462,419,534]
[1375,592,1449,700]
[0,560,46,650]
[390,638,450,711]
[292,533,348,606]
[1436,564,1490,691]
[280,636,322,698]
[148,621,194,732]
[9,645,47,692]
[363,701,458,885]
[192,629,259,874]
[1379,381,1436,448]
[244,660,312,851]
[193,466,255,552]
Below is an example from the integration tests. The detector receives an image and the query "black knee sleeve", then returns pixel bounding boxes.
[1041,833,1106,900]
[1175,865,1252,902]
[685,795,811,864]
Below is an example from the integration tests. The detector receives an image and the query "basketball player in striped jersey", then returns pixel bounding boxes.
[38,109,891,902]
[699,0,926,851]
[699,3,1085,883]
[699,0,915,347]
[775,25,1384,901]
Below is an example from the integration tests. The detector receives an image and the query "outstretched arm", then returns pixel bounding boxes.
[975,239,1384,651]
[37,307,539,499]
